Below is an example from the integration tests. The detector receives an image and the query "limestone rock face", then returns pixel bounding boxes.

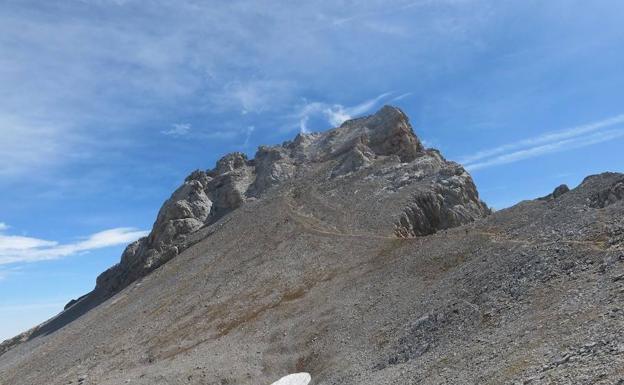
[53,105,489,339]
[360,105,424,162]
[588,175,624,208]
[330,144,374,178]
[213,152,249,175]
[93,157,253,298]
[394,165,489,237]
[4,106,624,385]
[291,105,424,164]
[207,166,253,219]
[251,146,296,195]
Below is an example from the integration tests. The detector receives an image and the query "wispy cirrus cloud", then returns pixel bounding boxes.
[295,92,396,133]
[0,0,487,179]
[389,92,414,102]
[243,126,255,148]
[212,80,296,115]
[162,123,191,137]
[0,301,66,313]
[0,227,148,266]
[0,114,79,177]
[0,299,67,341]
[462,114,624,171]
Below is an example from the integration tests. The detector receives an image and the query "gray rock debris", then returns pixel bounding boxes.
[553,184,570,199]
[61,105,488,327]
[3,110,624,385]
[539,184,570,201]
[589,179,624,208]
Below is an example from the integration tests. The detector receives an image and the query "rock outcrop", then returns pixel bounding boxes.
[1,107,623,385]
[89,105,487,301]
[588,175,624,208]
[56,107,483,310]
[89,106,489,304]
[538,184,570,201]
[4,105,490,360]
[95,155,254,298]
[394,166,489,237]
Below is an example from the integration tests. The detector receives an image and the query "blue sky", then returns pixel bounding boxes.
[1,0,623,341]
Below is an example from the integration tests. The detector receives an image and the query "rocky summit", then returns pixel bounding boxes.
[1,106,623,385]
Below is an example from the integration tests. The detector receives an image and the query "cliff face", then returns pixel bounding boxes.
[90,105,489,304]
[1,106,490,358]
[2,107,622,385]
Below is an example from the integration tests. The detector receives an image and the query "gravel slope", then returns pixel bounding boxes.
[0,108,622,385]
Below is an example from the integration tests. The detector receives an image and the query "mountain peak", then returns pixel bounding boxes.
[2,107,624,385]
[1,106,490,357]
[87,105,485,298]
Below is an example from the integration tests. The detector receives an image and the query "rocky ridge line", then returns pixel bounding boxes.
[93,105,489,302]
[0,106,490,355]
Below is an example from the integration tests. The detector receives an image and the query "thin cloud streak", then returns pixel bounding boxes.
[459,113,624,165]
[390,92,413,102]
[295,92,394,133]
[466,128,624,171]
[242,126,255,148]
[0,0,488,178]
[162,123,191,137]
[0,302,65,312]
[0,227,148,265]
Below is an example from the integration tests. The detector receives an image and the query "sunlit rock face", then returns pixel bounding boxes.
[2,106,522,385]
[78,105,490,304]
[1,101,624,385]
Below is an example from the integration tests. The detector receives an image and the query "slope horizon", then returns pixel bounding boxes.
[1,0,624,346]
[0,104,621,342]
[1,103,622,384]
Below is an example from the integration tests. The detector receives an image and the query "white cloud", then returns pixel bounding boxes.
[342,92,393,117]
[324,105,353,127]
[0,227,148,265]
[390,92,414,102]
[0,235,57,251]
[0,114,76,177]
[0,223,8,231]
[0,266,21,282]
[294,92,393,133]
[459,113,624,165]
[214,80,295,114]
[243,126,255,147]
[299,115,310,134]
[162,123,191,137]
[465,128,624,171]
[421,138,436,148]
[0,0,488,177]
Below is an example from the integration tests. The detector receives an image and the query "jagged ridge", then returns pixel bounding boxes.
[2,105,490,356]
[1,108,623,384]
[92,106,488,301]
